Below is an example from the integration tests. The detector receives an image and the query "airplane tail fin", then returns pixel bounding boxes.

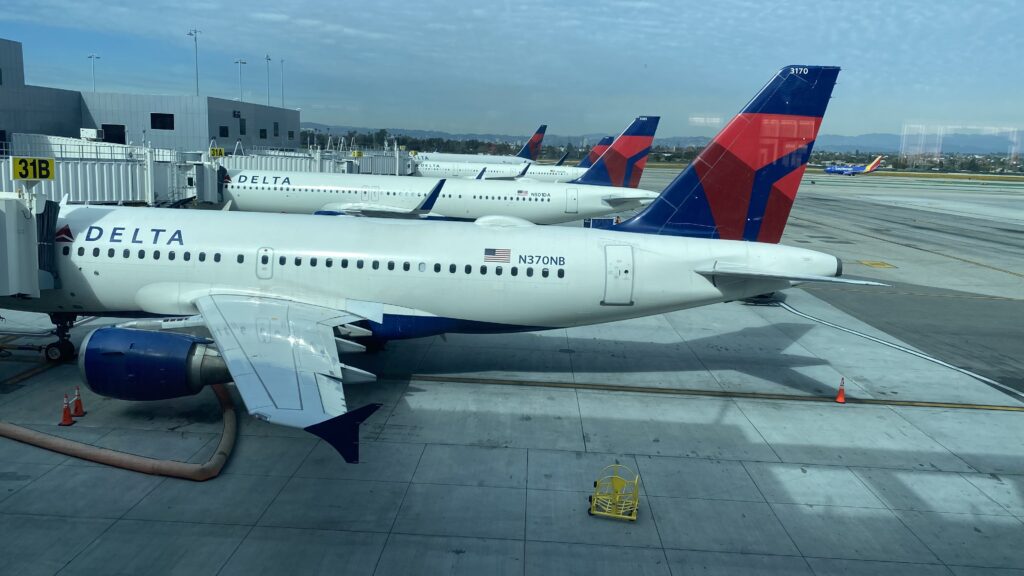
[864,155,883,173]
[616,66,840,243]
[515,125,547,161]
[577,136,613,168]
[571,116,659,188]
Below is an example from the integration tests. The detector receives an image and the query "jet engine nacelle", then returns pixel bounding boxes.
[78,327,231,401]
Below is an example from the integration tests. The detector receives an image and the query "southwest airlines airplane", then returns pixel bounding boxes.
[0,66,870,463]
[413,125,546,165]
[825,155,883,175]
[416,124,650,186]
[221,118,660,222]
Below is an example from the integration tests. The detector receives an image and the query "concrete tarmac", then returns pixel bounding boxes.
[1,169,1023,575]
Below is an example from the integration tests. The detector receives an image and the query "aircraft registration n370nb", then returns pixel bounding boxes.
[220,116,661,223]
[0,65,876,463]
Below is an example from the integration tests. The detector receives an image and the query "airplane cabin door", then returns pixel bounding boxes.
[602,245,634,306]
[256,247,274,280]
[565,188,579,214]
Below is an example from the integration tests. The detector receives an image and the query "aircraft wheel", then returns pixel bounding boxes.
[44,341,76,363]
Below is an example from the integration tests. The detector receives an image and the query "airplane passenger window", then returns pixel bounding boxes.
[168,251,176,261]
[403,262,410,271]
[122,249,129,258]
[199,252,206,262]
[388,261,395,270]
[261,255,269,265]
[107,248,115,257]
[237,254,244,264]
[418,262,426,272]
[92,248,100,257]
[214,253,221,262]
[61,246,69,256]
[373,260,380,270]
[527,268,534,277]
[153,250,161,260]
[77,247,84,256]
[279,256,286,265]
[342,258,349,268]
[496,266,503,276]
[465,264,472,274]
[449,264,456,273]
[295,257,302,266]
[542,268,549,278]
[558,269,565,278]
[357,260,365,269]
[480,265,487,275]
[511,267,518,276]
[326,258,333,268]
[310,257,317,267]
[184,252,191,262]
[434,263,441,273]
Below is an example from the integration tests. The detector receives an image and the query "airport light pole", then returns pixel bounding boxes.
[187,28,201,96]
[234,58,246,102]
[265,54,272,106]
[87,53,100,92]
[280,59,285,107]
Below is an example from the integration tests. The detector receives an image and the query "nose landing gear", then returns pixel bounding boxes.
[44,313,77,363]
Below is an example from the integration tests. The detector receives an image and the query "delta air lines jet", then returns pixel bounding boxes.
[222,118,661,222]
[0,66,872,464]
[413,124,547,165]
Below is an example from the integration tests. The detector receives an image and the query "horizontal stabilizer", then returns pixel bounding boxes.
[696,264,888,286]
[304,403,383,463]
[602,191,659,207]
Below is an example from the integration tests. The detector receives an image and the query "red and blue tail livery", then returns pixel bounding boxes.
[577,136,614,169]
[617,66,840,244]
[572,116,659,188]
[515,125,547,161]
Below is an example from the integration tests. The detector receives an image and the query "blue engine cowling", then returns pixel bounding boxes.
[79,327,230,401]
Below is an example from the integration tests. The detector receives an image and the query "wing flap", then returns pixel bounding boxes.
[696,264,888,286]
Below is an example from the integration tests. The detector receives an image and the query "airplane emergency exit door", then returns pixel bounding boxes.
[602,245,634,306]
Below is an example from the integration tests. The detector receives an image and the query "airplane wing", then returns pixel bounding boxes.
[316,179,444,218]
[194,294,381,462]
[696,263,888,286]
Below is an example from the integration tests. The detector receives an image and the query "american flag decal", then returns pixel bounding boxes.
[484,248,510,263]
[517,190,528,197]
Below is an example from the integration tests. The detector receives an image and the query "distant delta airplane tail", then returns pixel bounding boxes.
[577,136,614,168]
[571,116,660,188]
[515,125,547,160]
[617,65,840,243]
[864,155,883,173]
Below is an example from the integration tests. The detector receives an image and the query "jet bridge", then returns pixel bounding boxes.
[0,191,60,299]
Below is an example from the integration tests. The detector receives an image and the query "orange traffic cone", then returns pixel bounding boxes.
[59,393,75,426]
[71,386,86,417]
[835,377,847,404]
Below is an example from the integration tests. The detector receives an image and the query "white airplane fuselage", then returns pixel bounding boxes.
[413,152,531,165]
[223,171,657,224]
[417,161,587,183]
[0,206,839,339]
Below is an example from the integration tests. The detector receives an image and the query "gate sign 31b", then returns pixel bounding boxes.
[11,157,56,181]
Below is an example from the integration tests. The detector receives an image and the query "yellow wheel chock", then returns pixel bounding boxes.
[588,464,640,521]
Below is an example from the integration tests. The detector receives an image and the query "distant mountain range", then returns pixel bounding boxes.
[301,122,1020,154]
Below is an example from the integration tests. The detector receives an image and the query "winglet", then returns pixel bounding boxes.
[554,150,570,166]
[418,179,445,212]
[305,403,383,463]
[515,125,547,160]
[475,167,487,180]
[517,163,530,178]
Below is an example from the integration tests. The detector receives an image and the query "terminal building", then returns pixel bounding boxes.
[0,37,299,152]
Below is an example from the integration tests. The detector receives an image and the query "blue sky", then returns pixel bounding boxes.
[1,0,1021,137]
